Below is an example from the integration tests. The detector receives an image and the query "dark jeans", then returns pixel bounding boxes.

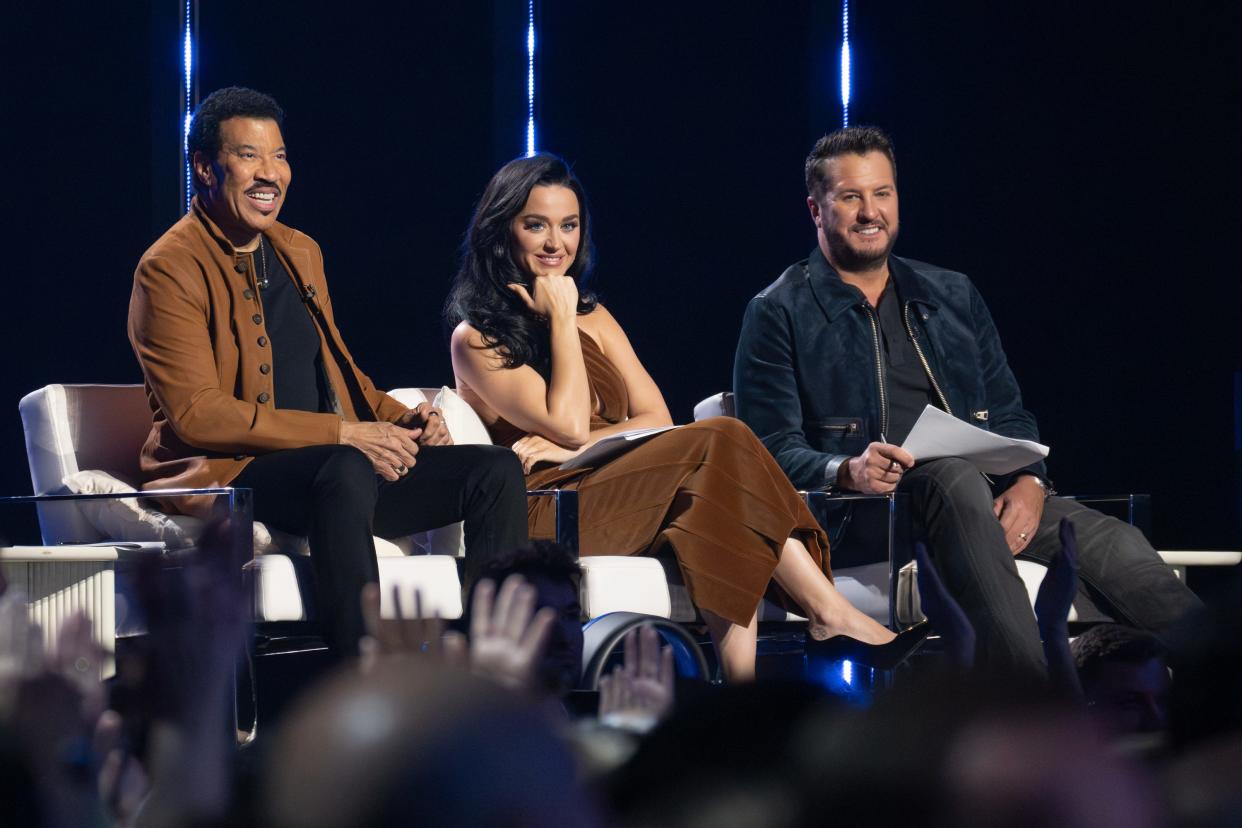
[900,458,1202,676]
[233,443,528,655]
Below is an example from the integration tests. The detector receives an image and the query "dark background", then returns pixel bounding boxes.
[2,1,1238,551]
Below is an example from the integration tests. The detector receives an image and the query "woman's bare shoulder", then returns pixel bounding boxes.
[450,320,484,347]
[578,302,628,350]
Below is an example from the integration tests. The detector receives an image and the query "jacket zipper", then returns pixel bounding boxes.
[862,304,889,437]
[818,422,859,433]
[903,301,953,415]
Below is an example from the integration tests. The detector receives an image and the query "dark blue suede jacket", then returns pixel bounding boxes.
[734,247,1048,491]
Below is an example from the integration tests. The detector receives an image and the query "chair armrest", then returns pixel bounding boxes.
[1157,550,1242,567]
[800,490,905,629]
[1,487,256,572]
[1062,493,1151,537]
[527,489,579,557]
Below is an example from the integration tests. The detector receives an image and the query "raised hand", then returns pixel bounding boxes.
[119,519,251,825]
[1035,518,1083,697]
[1035,518,1080,638]
[339,420,422,481]
[468,575,556,694]
[94,709,149,823]
[841,442,915,493]
[507,274,579,321]
[598,624,674,733]
[47,611,107,722]
[0,587,44,710]
[913,541,975,668]
[357,583,466,675]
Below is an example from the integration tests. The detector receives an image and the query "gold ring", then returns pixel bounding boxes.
[1018,532,1028,540]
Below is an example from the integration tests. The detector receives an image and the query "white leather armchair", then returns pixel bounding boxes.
[18,384,465,634]
[693,391,1241,627]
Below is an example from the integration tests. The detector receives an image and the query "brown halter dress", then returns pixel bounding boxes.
[489,332,831,626]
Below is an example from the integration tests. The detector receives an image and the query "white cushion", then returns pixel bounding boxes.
[385,387,428,410]
[433,386,493,447]
[1015,559,1077,622]
[376,555,463,619]
[19,384,153,544]
[61,469,317,557]
[896,560,1063,626]
[245,553,463,622]
[578,556,672,619]
[246,555,309,621]
[692,392,734,421]
[63,470,196,549]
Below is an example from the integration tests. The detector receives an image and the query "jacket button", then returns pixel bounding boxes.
[234,454,246,461]
[252,314,262,325]
[243,289,254,300]
[259,363,271,374]
[235,261,248,273]
[257,336,268,347]
[257,392,270,404]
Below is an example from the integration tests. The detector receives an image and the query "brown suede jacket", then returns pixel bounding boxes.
[128,200,408,512]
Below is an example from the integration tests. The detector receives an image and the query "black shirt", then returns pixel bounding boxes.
[876,282,934,445]
[258,238,332,413]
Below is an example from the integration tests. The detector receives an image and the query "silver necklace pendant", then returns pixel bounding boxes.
[256,238,270,290]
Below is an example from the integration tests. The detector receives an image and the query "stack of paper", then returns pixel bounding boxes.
[559,426,679,470]
[901,405,1048,474]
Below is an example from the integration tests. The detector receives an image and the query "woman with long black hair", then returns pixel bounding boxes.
[446,154,919,680]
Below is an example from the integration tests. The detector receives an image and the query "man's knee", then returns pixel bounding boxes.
[314,445,378,505]
[1061,502,1160,562]
[470,445,526,493]
[904,457,992,506]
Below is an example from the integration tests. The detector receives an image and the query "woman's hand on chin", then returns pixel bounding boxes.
[507,274,579,320]
[512,433,582,473]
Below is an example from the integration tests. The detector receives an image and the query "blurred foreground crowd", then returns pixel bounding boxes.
[1,522,1239,828]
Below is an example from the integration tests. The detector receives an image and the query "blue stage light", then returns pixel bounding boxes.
[183,0,194,211]
[842,658,853,686]
[526,0,536,157]
[840,0,851,126]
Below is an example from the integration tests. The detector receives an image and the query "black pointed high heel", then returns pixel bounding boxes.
[804,620,932,670]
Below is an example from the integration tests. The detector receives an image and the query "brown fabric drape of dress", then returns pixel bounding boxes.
[489,331,831,627]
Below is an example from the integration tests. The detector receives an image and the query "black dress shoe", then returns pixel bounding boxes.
[804,621,932,670]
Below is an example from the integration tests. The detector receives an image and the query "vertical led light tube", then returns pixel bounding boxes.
[182,0,195,211]
[840,0,851,127]
[526,0,536,157]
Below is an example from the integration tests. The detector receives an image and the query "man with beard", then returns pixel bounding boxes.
[733,126,1199,676]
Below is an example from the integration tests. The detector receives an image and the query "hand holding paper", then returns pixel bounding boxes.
[901,405,1049,475]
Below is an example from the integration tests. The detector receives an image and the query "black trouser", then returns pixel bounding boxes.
[900,458,1203,677]
[233,443,528,655]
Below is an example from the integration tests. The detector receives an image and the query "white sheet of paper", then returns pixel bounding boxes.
[900,405,1048,475]
[558,425,679,470]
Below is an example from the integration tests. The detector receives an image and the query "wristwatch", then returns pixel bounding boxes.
[1027,475,1055,501]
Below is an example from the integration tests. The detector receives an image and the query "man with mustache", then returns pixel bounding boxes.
[128,87,528,655]
[734,125,1199,676]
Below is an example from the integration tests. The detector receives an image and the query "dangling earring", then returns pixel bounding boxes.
[492,243,507,258]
